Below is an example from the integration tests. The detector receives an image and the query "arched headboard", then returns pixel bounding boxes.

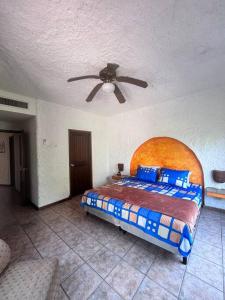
[130,137,204,186]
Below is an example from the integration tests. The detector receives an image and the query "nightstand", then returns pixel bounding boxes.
[111,175,127,181]
[206,187,225,199]
[205,187,225,210]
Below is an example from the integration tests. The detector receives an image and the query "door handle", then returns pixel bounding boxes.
[70,161,86,167]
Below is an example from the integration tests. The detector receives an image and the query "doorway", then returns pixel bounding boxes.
[0,111,37,208]
[69,129,92,197]
[0,130,29,204]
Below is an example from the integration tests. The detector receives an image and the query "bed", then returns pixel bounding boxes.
[81,137,204,264]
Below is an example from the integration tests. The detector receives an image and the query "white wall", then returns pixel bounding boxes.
[36,100,109,207]
[107,87,225,209]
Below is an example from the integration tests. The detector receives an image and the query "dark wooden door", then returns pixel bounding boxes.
[9,136,15,187]
[19,133,29,205]
[69,130,92,197]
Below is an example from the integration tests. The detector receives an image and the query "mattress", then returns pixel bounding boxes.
[81,177,202,257]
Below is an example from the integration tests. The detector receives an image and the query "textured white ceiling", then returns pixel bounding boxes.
[0,0,225,115]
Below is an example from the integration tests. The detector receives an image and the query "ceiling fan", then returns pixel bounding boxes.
[67,63,148,104]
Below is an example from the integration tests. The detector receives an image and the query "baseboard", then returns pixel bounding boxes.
[32,197,70,210]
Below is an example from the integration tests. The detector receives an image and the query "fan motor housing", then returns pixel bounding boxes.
[99,67,116,82]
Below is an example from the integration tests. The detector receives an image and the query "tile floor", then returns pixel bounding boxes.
[0,187,224,300]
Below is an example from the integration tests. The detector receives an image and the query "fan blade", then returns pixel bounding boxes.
[114,84,126,103]
[86,83,103,102]
[67,75,99,82]
[116,76,148,88]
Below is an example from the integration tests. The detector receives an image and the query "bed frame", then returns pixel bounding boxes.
[85,137,204,264]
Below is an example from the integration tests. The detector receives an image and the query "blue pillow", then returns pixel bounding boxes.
[136,166,159,183]
[158,168,191,189]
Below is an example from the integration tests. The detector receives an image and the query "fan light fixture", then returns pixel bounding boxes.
[67,63,148,103]
[102,82,115,93]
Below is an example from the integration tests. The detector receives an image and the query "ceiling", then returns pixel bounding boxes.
[0,1,225,116]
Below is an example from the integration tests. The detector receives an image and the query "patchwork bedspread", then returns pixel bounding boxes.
[81,177,202,257]
[117,177,202,207]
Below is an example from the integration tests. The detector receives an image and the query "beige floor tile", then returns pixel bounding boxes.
[10,241,41,262]
[222,235,225,247]
[199,210,221,219]
[54,249,84,280]
[195,228,222,247]
[133,276,176,300]
[222,227,225,237]
[152,250,186,272]
[38,209,59,222]
[14,210,38,225]
[62,263,102,299]
[192,238,223,265]
[94,228,120,244]
[67,215,94,232]
[105,261,144,300]
[4,231,32,248]
[105,233,136,257]
[32,231,59,247]
[124,243,155,274]
[46,216,74,233]
[197,222,221,234]
[0,224,23,239]
[88,247,121,278]
[36,238,70,258]
[21,219,49,235]
[72,237,103,260]
[180,272,223,300]
[84,223,106,238]
[187,254,223,291]
[147,259,185,296]
[135,237,163,256]
[57,287,69,299]
[76,216,105,234]
[52,205,76,218]
[88,281,122,300]
[13,246,41,262]
[221,219,225,228]
[66,197,83,210]
[57,226,89,248]
[28,229,58,246]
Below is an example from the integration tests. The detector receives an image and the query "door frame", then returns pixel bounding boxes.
[68,129,93,197]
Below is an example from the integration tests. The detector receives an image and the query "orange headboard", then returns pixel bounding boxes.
[130,137,204,186]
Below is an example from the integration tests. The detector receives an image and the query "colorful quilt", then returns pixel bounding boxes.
[116,177,202,207]
[81,177,202,257]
